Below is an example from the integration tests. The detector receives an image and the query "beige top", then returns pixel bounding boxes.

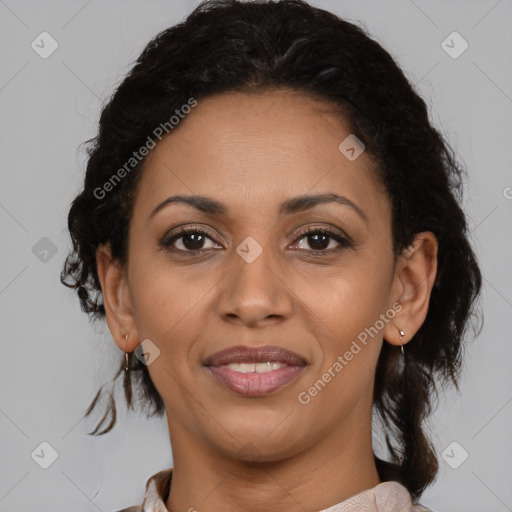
[116,468,434,512]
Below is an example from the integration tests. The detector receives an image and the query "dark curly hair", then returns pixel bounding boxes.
[60,0,482,500]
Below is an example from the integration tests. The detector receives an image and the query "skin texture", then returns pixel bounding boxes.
[96,89,438,512]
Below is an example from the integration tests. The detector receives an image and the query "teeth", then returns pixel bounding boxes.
[224,362,287,373]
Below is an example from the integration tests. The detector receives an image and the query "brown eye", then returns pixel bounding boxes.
[292,228,352,253]
[160,228,221,252]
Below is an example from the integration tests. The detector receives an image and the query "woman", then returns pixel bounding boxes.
[60,1,482,510]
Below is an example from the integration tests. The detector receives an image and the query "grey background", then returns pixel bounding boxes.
[1,0,511,510]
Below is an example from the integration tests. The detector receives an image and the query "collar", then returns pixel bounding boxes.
[133,468,433,512]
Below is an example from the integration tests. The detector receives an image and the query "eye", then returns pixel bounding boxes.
[159,225,353,255]
[159,227,222,253]
[291,226,353,254]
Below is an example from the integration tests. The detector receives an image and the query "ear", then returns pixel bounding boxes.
[383,231,438,347]
[96,243,140,352]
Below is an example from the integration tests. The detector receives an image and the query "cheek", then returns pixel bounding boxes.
[297,254,391,330]
[126,252,225,403]
[127,262,213,413]
[298,253,392,376]
[295,270,388,418]
[127,239,217,333]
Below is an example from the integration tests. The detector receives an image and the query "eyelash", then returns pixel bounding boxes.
[159,225,353,256]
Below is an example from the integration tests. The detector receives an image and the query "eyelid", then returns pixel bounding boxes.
[161,224,349,243]
[292,224,353,244]
[163,224,222,242]
[158,225,224,252]
[159,222,354,254]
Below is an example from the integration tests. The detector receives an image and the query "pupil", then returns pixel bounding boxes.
[183,233,204,250]
[309,233,328,250]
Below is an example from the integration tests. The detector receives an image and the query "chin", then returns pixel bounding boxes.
[211,422,309,463]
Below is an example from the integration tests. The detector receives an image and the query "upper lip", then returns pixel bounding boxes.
[204,345,307,367]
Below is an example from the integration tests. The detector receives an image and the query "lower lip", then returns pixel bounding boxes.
[206,365,305,397]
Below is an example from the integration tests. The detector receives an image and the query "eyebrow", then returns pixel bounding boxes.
[149,192,368,224]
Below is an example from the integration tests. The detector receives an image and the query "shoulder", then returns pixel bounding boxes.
[373,480,436,512]
[113,467,173,512]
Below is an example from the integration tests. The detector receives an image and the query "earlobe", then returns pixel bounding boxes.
[383,231,438,347]
[95,243,140,352]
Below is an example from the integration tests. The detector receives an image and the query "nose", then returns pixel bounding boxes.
[215,242,294,328]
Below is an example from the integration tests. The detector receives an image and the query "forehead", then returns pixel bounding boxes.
[133,88,388,222]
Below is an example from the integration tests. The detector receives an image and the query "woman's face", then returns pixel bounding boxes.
[119,89,404,461]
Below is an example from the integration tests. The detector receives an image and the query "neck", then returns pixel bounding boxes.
[165,410,381,512]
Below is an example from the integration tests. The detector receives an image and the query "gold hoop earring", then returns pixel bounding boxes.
[398,327,405,356]
[123,333,130,372]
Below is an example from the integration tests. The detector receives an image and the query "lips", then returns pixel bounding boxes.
[204,345,307,397]
[204,345,306,367]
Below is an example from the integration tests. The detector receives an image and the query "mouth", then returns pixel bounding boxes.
[203,345,307,397]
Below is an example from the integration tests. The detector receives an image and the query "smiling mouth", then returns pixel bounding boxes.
[220,361,290,373]
[203,345,307,397]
